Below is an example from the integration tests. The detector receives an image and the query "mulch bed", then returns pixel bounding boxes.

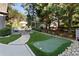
[41,28,75,40]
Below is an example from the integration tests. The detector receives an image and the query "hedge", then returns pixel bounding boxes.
[0,27,11,36]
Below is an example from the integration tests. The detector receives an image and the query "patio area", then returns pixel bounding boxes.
[0,30,79,56]
[0,3,79,56]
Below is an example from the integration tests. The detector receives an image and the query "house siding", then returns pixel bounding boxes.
[0,3,8,13]
[0,15,6,29]
[0,3,8,29]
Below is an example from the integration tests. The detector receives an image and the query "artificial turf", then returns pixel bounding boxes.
[0,34,21,44]
[27,31,72,56]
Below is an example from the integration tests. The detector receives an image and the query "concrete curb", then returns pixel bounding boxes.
[25,44,35,56]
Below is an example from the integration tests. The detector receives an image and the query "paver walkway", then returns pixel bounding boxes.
[59,40,79,56]
[0,32,35,56]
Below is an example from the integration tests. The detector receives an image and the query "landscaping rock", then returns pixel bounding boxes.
[59,40,79,56]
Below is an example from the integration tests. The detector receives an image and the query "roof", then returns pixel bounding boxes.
[0,3,8,15]
[20,21,28,24]
[0,12,7,15]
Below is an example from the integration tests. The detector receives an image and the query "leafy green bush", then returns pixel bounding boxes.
[32,28,41,32]
[6,24,12,28]
[0,27,11,36]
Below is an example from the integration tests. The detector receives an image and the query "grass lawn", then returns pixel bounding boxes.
[0,34,21,44]
[27,31,72,56]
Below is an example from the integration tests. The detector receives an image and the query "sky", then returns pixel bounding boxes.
[12,3,26,15]
[12,3,36,16]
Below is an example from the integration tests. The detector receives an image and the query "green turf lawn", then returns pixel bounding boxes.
[0,34,21,44]
[27,31,72,56]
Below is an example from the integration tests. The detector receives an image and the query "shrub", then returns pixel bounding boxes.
[0,27,11,36]
[6,24,12,28]
[32,28,41,32]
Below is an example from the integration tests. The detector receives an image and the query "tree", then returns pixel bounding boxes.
[60,4,79,32]
[22,3,37,27]
[22,3,79,33]
[7,4,26,26]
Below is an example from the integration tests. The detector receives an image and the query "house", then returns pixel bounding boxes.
[0,3,8,29]
[12,19,32,33]
[12,20,28,31]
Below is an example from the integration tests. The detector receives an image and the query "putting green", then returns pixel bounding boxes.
[33,37,71,53]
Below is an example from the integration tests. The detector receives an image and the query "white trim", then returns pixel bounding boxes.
[25,44,35,56]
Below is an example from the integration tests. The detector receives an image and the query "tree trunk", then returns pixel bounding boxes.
[68,14,72,33]
[45,23,48,32]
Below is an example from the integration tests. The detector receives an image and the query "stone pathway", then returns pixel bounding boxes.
[58,40,79,56]
[0,32,35,56]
